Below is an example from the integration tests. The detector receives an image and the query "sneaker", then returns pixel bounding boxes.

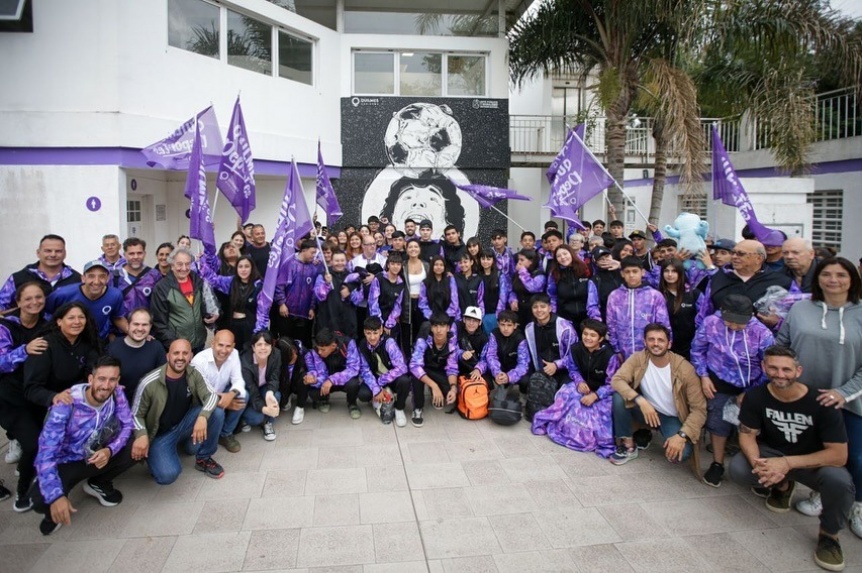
[633,429,653,450]
[766,480,796,513]
[263,422,276,441]
[194,457,225,479]
[411,409,424,428]
[703,462,725,488]
[318,401,331,414]
[349,405,362,420]
[281,396,293,412]
[394,409,407,428]
[796,491,823,517]
[609,444,639,466]
[5,439,21,464]
[83,480,123,507]
[39,516,61,536]
[850,502,862,539]
[814,534,845,572]
[218,434,242,453]
[239,424,251,433]
[0,480,10,501]
[750,486,771,498]
[13,494,33,513]
[292,407,305,425]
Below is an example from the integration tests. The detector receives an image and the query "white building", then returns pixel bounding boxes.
[0,0,522,271]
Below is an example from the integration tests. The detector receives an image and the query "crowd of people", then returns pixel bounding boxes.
[0,213,859,571]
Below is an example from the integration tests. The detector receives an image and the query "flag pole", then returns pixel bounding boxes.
[490,204,528,232]
[293,154,328,275]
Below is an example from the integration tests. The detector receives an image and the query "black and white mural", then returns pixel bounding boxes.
[336,97,510,241]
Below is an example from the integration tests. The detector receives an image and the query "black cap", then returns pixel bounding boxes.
[712,238,736,252]
[629,230,647,240]
[591,246,612,260]
[720,294,755,324]
[419,219,433,229]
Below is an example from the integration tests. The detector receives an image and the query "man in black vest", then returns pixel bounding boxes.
[303,328,370,419]
[441,225,467,273]
[456,307,488,377]
[417,219,442,264]
[408,312,458,428]
[469,310,530,389]
[454,252,483,315]
[357,317,412,427]
[0,234,80,310]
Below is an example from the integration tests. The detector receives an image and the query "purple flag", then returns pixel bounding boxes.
[255,159,314,331]
[545,129,615,224]
[186,121,216,255]
[711,126,775,241]
[546,124,584,184]
[316,141,342,224]
[143,105,224,171]
[217,96,256,223]
[452,181,531,209]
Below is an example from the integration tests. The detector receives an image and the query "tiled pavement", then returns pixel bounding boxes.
[1,399,861,573]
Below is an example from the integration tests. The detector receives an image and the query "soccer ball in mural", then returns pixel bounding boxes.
[384,103,463,178]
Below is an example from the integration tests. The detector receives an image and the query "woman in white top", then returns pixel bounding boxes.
[402,239,429,355]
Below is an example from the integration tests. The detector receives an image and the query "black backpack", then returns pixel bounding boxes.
[488,386,522,426]
[525,372,557,421]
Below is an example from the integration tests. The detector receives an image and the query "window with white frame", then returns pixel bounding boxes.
[127,200,142,223]
[353,51,487,97]
[168,0,220,59]
[678,193,708,219]
[227,9,272,76]
[807,189,843,250]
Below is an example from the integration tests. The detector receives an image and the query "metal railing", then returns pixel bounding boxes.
[510,87,859,159]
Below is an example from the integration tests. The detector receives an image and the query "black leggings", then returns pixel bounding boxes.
[305,377,371,407]
[0,402,44,496]
[411,369,451,410]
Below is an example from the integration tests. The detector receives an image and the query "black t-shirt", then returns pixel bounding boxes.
[107,338,167,403]
[739,384,847,457]
[246,243,272,277]
[158,374,192,434]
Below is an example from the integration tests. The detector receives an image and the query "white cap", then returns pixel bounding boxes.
[463,306,483,321]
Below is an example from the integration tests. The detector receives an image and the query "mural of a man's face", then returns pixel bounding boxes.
[391,183,447,238]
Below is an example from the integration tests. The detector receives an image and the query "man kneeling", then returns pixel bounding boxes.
[730,346,854,572]
[31,356,136,535]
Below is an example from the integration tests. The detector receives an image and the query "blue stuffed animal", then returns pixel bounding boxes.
[664,212,709,270]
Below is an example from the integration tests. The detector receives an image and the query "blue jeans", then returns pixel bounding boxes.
[242,391,282,426]
[844,411,862,502]
[222,407,243,437]
[612,392,693,461]
[148,406,225,485]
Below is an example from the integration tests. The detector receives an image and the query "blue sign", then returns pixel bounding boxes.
[86,197,102,212]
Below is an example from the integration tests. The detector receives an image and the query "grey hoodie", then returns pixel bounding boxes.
[776,300,862,417]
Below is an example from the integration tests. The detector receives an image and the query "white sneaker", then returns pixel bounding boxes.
[292,407,305,425]
[851,502,862,539]
[796,491,823,517]
[5,440,21,464]
[262,422,276,441]
[394,409,407,428]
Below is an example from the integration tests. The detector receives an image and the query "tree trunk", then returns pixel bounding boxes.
[605,98,628,216]
[649,120,668,225]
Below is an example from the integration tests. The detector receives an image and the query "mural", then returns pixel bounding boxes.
[337,97,510,241]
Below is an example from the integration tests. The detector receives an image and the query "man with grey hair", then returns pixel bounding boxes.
[782,237,817,293]
[98,234,126,274]
[697,239,796,329]
[150,248,220,353]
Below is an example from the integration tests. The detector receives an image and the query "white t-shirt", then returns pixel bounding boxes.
[639,361,678,418]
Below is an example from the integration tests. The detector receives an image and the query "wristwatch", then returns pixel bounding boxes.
[677,431,690,442]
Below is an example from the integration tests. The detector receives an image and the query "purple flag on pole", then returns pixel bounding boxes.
[316,141,342,225]
[711,126,775,241]
[451,181,531,209]
[186,121,216,256]
[217,96,256,223]
[545,129,614,224]
[143,105,224,171]
[255,159,314,331]
[546,124,584,184]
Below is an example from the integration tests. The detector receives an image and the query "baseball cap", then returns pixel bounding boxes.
[82,260,109,274]
[720,294,755,324]
[629,230,647,240]
[712,238,737,252]
[464,306,483,321]
[419,219,433,229]
[591,246,612,260]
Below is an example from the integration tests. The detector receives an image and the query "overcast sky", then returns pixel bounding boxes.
[834,0,862,18]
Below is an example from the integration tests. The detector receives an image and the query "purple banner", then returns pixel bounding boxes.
[546,124,583,184]
[316,141,342,225]
[545,128,614,224]
[452,181,531,209]
[217,96,256,223]
[142,105,224,170]
[186,122,216,255]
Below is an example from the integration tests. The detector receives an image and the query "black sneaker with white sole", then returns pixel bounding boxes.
[39,516,61,536]
[13,493,33,513]
[633,429,653,450]
[83,480,123,507]
[411,409,424,428]
[703,462,724,487]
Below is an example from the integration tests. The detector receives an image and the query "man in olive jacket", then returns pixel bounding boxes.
[131,339,225,483]
[609,323,707,466]
[150,248,220,353]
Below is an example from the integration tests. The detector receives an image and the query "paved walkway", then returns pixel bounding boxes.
[1,400,859,573]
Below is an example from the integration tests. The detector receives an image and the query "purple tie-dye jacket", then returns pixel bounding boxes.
[605,284,671,359]
[304,339,361,387]
[690,313,774,388]
[275,256,323,319]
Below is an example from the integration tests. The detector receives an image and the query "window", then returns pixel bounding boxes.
[354,52,395,95]
[678,194,708,219]
[343,11,498,37]
[127,200,142,223]
[227,10,272,76]
[808,190,843,250]
[353,51,487,97]
[400,52,441,96]
[168,0,220,58]
[278,30,313,85]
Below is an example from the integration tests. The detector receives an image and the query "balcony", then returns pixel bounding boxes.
[509,87,860,167]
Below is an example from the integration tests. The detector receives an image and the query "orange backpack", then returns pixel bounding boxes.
[457,375,489,420]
